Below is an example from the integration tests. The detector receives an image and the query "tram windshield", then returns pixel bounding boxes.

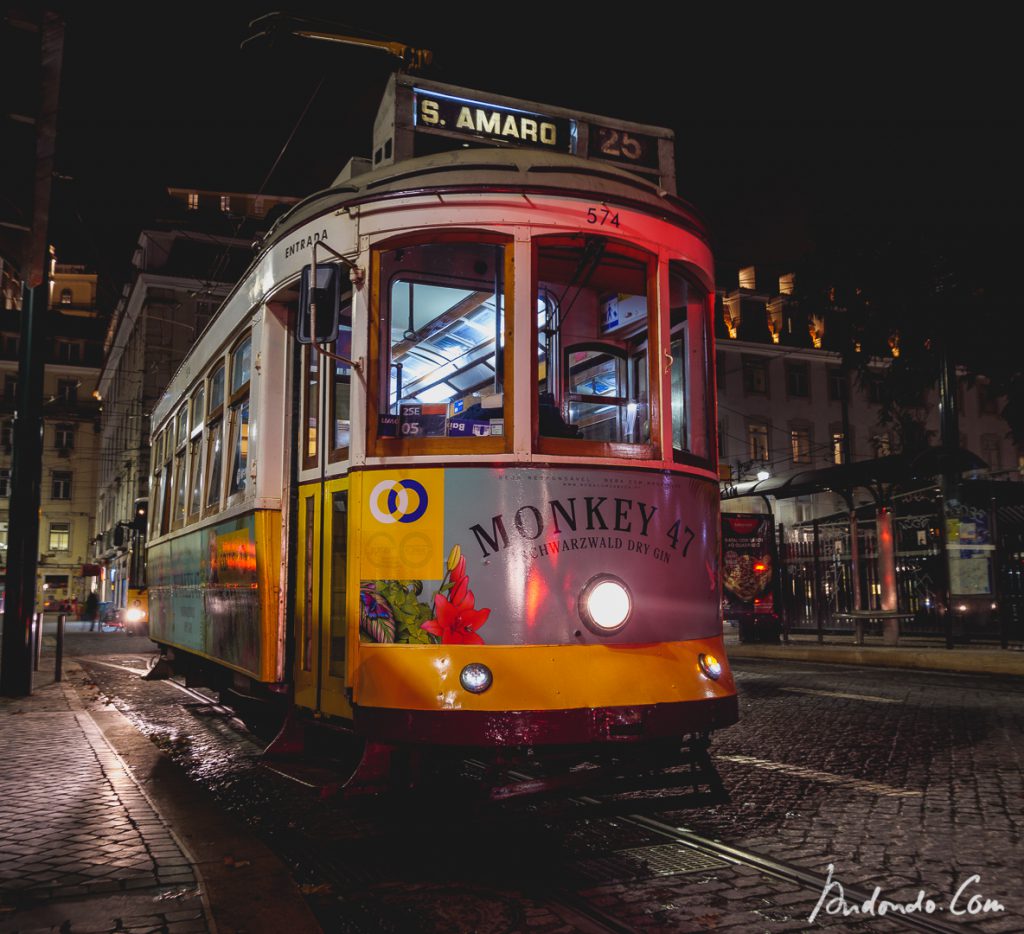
[536,236,651,445]
[381,242,505,439]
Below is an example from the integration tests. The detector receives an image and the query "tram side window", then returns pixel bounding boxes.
[302,345,319,470]
[188,384,205,520]
[668,262,713,462]
[228,335,252,496]
[536,235,652,446]
[380,241,505,440]
[149,432,163,539]
[205,363,225,512]
[329,305,353,462]
[172,414,187,530]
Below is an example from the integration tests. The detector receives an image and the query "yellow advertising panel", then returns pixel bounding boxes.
[358,469,445,580]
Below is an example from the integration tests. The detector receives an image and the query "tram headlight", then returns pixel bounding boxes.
[459,663,492,694]
[698,653,723,681]
[578,575,632,635]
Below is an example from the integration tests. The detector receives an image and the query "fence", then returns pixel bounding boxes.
[778,509,1022,645]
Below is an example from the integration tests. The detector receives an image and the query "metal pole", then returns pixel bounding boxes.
[812,519,823,643]
[1,12,65,698]
[32,613,42,671]
[55,613,65,682]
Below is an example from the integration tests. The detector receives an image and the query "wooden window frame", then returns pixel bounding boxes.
[533,234,659,461]
[367,231,514,458]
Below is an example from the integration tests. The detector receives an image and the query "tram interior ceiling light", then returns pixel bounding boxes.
[578,575,632,635]
[459,663,492,694]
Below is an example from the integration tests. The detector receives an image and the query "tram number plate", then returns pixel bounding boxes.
[586,206,620,227]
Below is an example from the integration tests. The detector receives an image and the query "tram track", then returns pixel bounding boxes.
[74,660,985,933]
[484,763,979,934]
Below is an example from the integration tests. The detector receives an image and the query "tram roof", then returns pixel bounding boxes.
[262,147,710,253]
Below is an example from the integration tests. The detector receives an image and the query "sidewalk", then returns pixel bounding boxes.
[724,629,1024,677]
[0,665,320,934]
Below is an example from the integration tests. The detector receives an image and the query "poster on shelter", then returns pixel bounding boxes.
[721,513,775,616]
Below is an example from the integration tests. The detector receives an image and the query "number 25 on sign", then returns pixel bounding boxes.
[586,206,620,227]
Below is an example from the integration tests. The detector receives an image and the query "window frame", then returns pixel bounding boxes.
[367,230,514,458]
[51,470,72,501]
[203,361,227,517]
[48,520,71,552]
[226,333,252,501]
[532,234,659,461]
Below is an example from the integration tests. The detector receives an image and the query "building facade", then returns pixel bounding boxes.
[1,263,102,610]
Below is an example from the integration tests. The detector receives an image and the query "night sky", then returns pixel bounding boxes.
[48,7,1018,304]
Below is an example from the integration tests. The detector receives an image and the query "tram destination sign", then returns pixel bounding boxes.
[414,89,574,154]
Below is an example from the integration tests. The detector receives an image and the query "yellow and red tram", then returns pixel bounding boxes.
[146,77,737,786]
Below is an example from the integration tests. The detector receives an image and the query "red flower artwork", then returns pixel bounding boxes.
[421,545,489,645]
[421,590,489,645]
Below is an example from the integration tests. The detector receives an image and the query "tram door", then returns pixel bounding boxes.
[293,314,354,718]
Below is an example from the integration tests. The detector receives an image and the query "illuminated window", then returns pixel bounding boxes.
[220,194,231,213]
[380,239,507,445]
[535,236,653,448]
[187,192,199,211]
[228,335,252,496]
[832,432,845,465]
[60,288,72,305]
[48,521,70,552]
[790,427,811,464]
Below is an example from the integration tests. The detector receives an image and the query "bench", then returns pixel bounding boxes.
[833,610,917,646]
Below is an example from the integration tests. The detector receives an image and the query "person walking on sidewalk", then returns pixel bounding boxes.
[85,591,100,631]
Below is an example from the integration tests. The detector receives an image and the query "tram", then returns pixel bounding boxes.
[146,76,737,791]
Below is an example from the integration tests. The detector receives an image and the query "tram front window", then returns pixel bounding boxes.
[380,241,505,439]
[536,236,651,446]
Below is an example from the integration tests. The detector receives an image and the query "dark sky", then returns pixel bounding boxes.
[48,6,1019,303]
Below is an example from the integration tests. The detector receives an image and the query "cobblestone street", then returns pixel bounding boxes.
[3,633,1022,933]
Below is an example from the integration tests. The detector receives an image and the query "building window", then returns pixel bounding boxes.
[4,375,16,401]
[832,431,845,465]
[791,427,811,463]
[187,192,199,211]
[827,368,847,402]
[57,379,78,403]
[866,374,885,405]
[55,424,74,451]
[228,335,252,496]
[1,420,11,449]
[977,381,999,415]
[742,356,769,395]
[55,340,82,364]
[981,433,1002,471]
[2,333,18,356]
[52,471,72,500]
[786,362,810,399]
[748,422,769,462]
[220,194,231,213]
[59,288,72,305]
[48,521,71,552]
[0,468,10,497]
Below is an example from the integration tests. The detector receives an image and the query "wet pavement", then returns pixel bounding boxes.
[8,629,1023,933]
